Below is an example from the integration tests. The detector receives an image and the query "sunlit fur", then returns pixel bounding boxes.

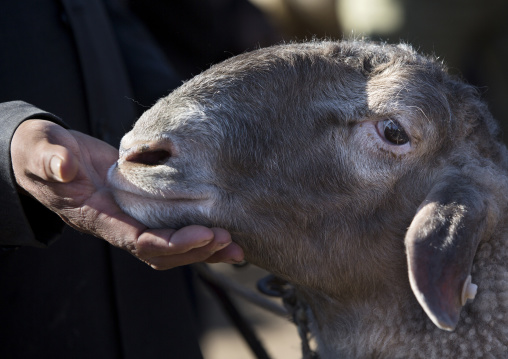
[108,40,508,358]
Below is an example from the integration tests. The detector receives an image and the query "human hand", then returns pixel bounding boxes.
[10,119,244,269]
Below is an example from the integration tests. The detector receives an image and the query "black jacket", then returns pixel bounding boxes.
[0,1,204,358]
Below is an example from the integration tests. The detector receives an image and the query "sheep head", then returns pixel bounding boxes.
[107,41,508,332]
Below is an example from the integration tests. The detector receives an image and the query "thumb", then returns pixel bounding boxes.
[45,148,79,183]
[11,119,80,183]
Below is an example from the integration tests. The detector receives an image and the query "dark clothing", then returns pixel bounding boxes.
[0,100,203,358]
[128,0,282,77]
[0,1,206,358]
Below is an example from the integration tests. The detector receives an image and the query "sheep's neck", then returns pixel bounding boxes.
[299,286,422,359]
[298,235,508,359]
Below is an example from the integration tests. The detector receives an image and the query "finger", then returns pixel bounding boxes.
[208,227,233,247]
[143,228,235,270]
[146,249,210,270]
[43,148,79,183]
[134,228,177,258]
[135,226,210,258]
[170,225,217,249]
[147,243,230,270]
[205,242,245,264]
[135,226,227,259]
[12,120,80,183]
[38,124,79,182]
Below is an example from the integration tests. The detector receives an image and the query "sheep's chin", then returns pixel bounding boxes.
[111,189,214,229]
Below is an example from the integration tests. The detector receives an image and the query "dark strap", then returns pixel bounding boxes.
[197,268,273,359]
[59,0,136,147]
[258,275,320,359]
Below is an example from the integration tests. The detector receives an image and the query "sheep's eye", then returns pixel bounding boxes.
[378,119,409,145]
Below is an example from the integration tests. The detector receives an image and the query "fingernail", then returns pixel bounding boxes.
[218,242,230,249]
[186,238,212,250]
[50,156,63,181]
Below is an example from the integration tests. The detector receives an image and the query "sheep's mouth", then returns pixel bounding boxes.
[107,164,211,203]
[112,187,209,203]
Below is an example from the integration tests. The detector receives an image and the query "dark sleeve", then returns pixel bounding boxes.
[0,101,68,247]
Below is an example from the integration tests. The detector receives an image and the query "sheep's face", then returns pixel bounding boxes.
[108,41,506,328]
[109,42,444,227]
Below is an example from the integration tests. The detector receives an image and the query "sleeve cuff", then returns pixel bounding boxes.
[0,101,69,247]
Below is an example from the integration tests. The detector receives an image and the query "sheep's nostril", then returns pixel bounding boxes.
[125,149,171,166]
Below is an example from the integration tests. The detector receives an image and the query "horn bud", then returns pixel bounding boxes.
[461,275,477,306]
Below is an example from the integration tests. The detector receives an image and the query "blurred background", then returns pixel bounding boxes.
[248,0,508,138]
[134,1,508,358]
[133,0,508,137]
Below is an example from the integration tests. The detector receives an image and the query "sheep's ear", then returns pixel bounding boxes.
[405,173,486,331]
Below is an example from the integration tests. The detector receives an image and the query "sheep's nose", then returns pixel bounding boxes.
[120,140,172,166]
